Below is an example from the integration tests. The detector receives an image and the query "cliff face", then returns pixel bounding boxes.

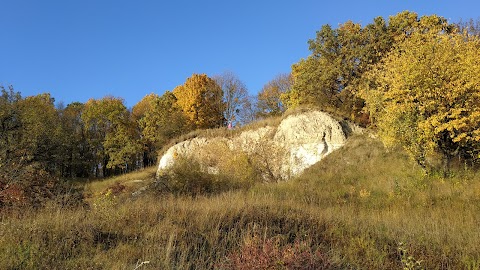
[157,110,361,180]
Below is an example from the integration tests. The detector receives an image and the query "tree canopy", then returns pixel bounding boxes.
[174,74,225,129]
[135,92,186,166]
[281,11,479,170]
[360,27,480,169]
[82,97,140,176]
[257,73,292,118]
[214,71,249,127]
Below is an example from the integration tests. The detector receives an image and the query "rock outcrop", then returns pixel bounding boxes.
[157,110,361,180]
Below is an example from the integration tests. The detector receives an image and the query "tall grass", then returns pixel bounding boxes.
[1,134,479,269]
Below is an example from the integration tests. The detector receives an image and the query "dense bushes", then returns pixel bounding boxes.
[0,162,84,211]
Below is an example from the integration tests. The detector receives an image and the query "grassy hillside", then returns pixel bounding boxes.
[1,134,479,269]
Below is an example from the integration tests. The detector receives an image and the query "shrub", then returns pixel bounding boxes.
[0,162,84,211]
[101,182,126,197]
[156,140,261,196]
[198,141,260,187]
[156,157,229,196]
[218,235,334,270]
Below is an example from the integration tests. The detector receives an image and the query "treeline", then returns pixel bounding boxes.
[1,11,479,208]
[280,11,480,171]
[0,71,293,207]
[1,72,291,177]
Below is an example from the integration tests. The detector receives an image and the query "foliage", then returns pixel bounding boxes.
[0,161,83,210]
[17,93,61,171]
[0,86,23,166]
[257,73,292,118]
[157,143,259,196]
[398,242,423,270]
[197,141,259,187]
[0,88,82,210]
[238,95,259,125]
[134,92,186,167]
[456,17,480,37]
[214,71,250,127]
[360,29,480,169]
[157,157,222,196]
[58,102,91,178]
[1,9,480,268]
[283,18,390,120]
[82,96,141,176]
[284,11,456,125]
[174,74,225,130]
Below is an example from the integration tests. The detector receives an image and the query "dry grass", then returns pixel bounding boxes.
[83,166,157,201]
[1,134,480,269]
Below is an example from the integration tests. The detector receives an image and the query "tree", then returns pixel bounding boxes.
[0,86,22,165]
[456,17,480,37]
[214,71,249,127]
[237,95,258,125]
[17,93,61,172]
[360,29,480,170]
[82,97,141,176]
[134,92,186,167]
[132,93,157,122]
[283,19,387,120]
[257,73,292,118]
[57,102,91,178]
[283,11,454,124]
[173,74,225,129]
[133,93,159,168]
[0,89,68,209]
[388,11,453,41]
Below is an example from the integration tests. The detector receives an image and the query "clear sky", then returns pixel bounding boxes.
[1,0,479,107]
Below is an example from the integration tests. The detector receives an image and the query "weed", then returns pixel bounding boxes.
[398,242,423,270]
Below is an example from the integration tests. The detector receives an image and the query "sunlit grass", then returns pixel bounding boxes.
[1,134,480,269]
[83,166,157,201]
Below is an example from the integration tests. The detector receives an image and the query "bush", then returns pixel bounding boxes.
[155,157,230,196]
[156,141,260,196]
[199,141,259,187]
[0,162,84,211]
[218,235,334,270]
[101,182,126,197]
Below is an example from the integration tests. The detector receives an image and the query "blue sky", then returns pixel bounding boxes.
[1,0,479,107]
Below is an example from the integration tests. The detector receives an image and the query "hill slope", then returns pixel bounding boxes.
[1,133,479,269]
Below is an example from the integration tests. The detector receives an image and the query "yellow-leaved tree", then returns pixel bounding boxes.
[82,96,141,176]
[173,74,225,129]
[360,29,480,169]
[257,73,292,118]
[133,92,186,167]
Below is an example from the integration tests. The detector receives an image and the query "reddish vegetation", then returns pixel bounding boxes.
[219,236,334,270]
[0,183,26,206]
[102,182,126,196]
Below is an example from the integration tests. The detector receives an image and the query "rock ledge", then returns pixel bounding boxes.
[157,110,361,180]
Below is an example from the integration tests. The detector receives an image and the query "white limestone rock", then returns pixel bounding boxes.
[157,110,360,180]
